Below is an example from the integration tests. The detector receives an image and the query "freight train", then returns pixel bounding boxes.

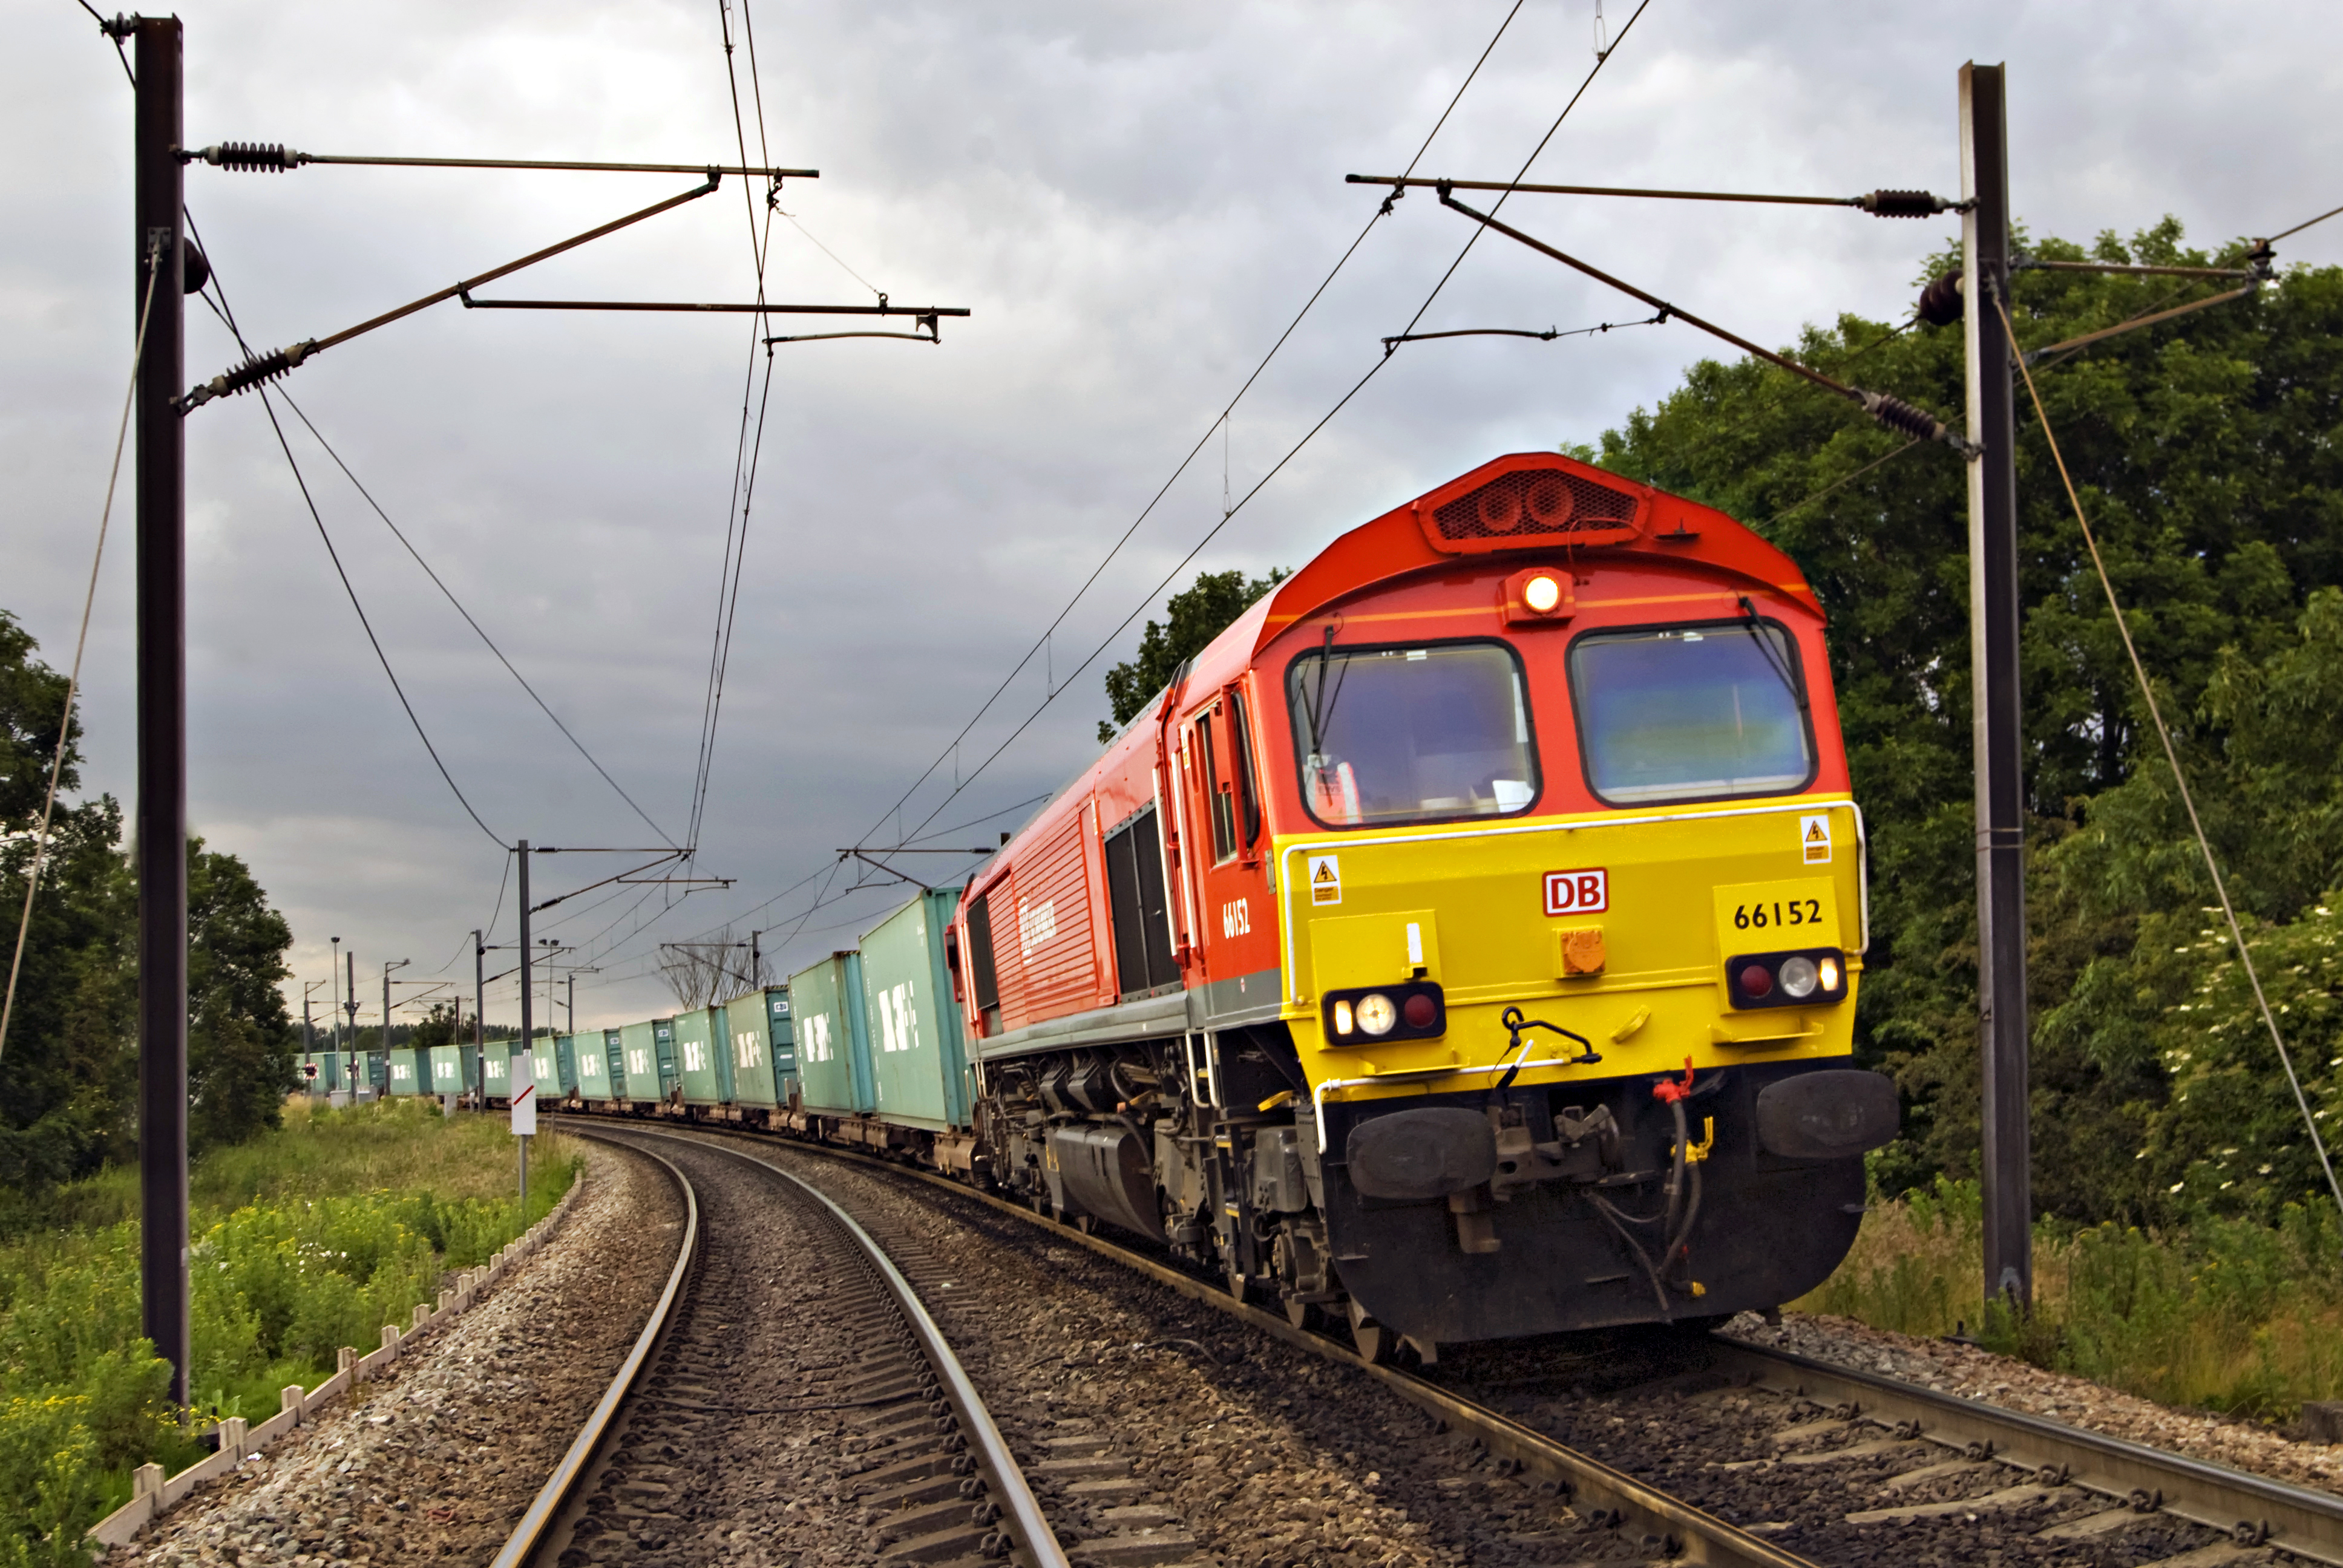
[303,451,1899,1362]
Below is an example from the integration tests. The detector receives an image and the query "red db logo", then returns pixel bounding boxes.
[1543,868,1608,916]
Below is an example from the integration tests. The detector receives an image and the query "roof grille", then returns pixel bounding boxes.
[1423,468,1641,552]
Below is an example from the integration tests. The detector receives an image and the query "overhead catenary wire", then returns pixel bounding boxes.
[0,238,162,1065]
[844,0,1539,862]
[1996,296,2343,1232]
[182,204,675,851]
[74,0,135,88]
[254,383,506,849]
[683,0,784,880]
[273,394,681,849]
[888,0,1660,851]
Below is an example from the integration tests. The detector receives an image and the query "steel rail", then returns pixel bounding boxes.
[1708,1338,2343,1564]
[615,1125,1072,1568]
[587,1119,1817,1568]
[489,1136,699,1568]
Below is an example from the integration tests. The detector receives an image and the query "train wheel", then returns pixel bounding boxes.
[1285,1296,1312,1330]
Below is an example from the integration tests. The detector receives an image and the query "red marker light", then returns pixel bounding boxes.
[1402,992,1437,1030]
[1738,962,1774,999]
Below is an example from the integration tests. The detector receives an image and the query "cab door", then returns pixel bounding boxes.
[1181,681,1276,987]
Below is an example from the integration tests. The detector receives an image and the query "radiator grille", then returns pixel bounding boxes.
[1425,468,1640,550]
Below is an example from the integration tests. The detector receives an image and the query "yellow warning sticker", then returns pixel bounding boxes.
[1800,812,1832,864]
[1308,854,1343,906]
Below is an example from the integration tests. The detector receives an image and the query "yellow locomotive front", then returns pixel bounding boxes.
[1229,454,1896,1347]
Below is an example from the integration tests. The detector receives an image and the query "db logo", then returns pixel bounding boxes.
[1543,867,1608,916]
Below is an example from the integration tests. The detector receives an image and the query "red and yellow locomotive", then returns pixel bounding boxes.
[949,451,1896,1357]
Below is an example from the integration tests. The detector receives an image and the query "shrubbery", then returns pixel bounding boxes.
[1801,1175,2343,1417]
[0,1101,574,1561]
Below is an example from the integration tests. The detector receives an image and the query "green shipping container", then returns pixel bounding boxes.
[482,1044,512,1099]
[652,1018,680,1099]
[528,1036,574,1098]
[576,1029,621,1100]
[857,888,972,1130]
[361,1051,388,1095]
[673,1007,732,1106]
[385,1048,424,1096]
[789,952,874,1116]
[426,1045,471,1096]
[617,1021,659,1100]
[721,988,789,1108]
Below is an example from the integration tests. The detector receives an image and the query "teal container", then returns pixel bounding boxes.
[577,1029,621,1100]
[528,1035,574,1098]
[789,952,874,1116]
[721,988,789,1108]
[385,1048,423,1096]
[361,1051,388,1096]
[673,1006,732,1106]
[426,1045,469,1097]
[654,1018,680,1099]
[856,888,972,1130]
[482,1043,513,1099]
[617,1021,659,1100]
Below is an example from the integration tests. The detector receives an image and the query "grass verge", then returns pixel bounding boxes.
[1794,1175,2343,1422]
[0,1099,577,1565]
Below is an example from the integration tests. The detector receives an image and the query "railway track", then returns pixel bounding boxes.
[572,1117,2343,1568]
[494,1128,1066,1568]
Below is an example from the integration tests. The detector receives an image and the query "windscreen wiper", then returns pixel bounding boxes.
[1735,596,1810,719]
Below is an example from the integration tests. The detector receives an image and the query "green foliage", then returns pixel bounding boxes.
[0,1103,578,1556]
[1099,569,1286,740]
[0,610,296,1194]
[1590,223,2343,1221]
[1803,1177,2343,1419]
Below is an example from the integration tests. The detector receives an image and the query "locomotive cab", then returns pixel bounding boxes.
[957,452,1897,1353]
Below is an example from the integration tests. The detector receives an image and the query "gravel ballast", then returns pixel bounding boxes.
[107,1142,683,1566]
[1729,1309,2343,1498]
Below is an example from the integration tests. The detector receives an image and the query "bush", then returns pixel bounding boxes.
[1799,1174,2343,1419]
[0,1103,576,1557]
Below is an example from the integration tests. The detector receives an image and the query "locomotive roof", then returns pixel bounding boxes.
[1178,451,1822,700]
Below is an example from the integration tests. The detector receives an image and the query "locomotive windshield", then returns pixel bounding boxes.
[1568,619,1814,804]
[1288,641,1537,827]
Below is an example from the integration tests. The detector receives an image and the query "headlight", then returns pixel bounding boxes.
[1523,573,1564,613]
[1332,1000,1355,1037]
[1778,955,1820,999]
[1357,993,1398,1036]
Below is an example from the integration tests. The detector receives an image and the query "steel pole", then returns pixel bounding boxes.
[517,841,532,1201]
[1961,62,2031,1310]
[132,15,190,1413]
[473,928,485,1105]
[345,950,357,1094]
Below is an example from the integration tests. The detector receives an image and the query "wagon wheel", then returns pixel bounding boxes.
[1285,1296,1314,1330]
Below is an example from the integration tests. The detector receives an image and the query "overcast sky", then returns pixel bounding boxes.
[7,0,2339,1036]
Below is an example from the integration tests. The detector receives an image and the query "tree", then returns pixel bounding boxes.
[0,612,298,1187]
[1099,569,1286,741]
[1588,220,2343,1221]
[659,924,762,1010]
